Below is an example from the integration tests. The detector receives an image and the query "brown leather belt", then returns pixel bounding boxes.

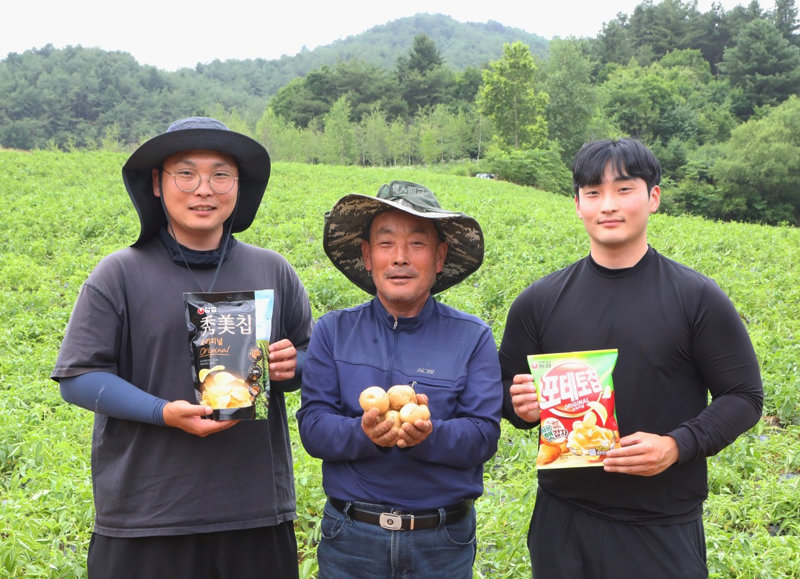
[329,497,472,531]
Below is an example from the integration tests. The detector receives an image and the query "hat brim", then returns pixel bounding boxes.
[323,193,484,294]
[122,128,270,245]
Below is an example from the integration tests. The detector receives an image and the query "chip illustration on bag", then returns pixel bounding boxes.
[185,289,274,420]
[527,349,620,469]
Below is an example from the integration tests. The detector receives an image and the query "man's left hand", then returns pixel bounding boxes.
[396,419,432,448]
[397,393,432,448]
[602,432,679,476]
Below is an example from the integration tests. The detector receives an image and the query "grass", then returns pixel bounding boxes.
[0,151,798,577]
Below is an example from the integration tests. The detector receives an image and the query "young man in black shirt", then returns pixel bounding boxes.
[499,138,763,578]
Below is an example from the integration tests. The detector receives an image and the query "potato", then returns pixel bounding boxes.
[359,386,390,414]
[201,381,252,409]
[399,401,431,423]
[418,403,431,421]
[536,443,561,466]
[387,384,416,410]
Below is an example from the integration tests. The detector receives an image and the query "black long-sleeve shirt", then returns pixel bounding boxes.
[499,247,763,524]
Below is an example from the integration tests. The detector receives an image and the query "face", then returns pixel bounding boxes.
[152,149,239,250]
[361,210,447,319]
[575,162,660,266]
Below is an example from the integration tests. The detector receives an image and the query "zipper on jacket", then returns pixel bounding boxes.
[388,318,399,384]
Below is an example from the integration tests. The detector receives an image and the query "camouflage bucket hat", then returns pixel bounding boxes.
[323,180,484,294]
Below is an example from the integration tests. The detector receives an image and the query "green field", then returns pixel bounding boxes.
[1,150,798,578]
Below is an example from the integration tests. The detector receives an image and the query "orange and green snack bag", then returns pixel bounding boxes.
[527,349,620,469]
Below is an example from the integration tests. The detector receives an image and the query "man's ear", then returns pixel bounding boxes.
[152,168,161,198]
[649,185,661,213]
[435,241,448,274]
[361,239,372,272]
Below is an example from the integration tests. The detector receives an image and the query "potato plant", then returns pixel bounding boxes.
[1,151,797,577]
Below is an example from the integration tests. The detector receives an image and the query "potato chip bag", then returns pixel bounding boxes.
[528,349,619,469]
[185,290,274,420]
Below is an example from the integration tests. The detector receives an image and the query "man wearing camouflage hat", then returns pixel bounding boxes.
[297,181,502,578]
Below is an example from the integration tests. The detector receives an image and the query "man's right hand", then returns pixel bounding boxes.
[361,408,400,447]
[510,374,541,423]
[163,400,239,437]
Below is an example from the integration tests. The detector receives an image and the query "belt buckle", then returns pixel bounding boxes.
[379,512,406,530]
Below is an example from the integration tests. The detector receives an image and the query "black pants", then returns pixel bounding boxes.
[528,490,708,579]
[87,521,299,579]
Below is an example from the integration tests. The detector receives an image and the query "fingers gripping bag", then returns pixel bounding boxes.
[527,349,620,469]
[184,290,274,420]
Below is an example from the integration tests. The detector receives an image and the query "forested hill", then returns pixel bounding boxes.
[0,13,545,150]
[204,12,550,86]
[3,1,800,225]
[315,12,549,69]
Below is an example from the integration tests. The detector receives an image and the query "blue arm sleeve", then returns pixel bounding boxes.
[59,371,168,426]
[297,348,305,376]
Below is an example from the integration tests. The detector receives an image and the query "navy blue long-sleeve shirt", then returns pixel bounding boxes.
[297,296,502,511]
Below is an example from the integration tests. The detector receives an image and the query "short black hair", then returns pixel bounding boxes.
[572,138,661,196]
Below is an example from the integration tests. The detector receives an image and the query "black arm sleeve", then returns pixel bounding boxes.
[668,282,763,462]
[498,289,540,430]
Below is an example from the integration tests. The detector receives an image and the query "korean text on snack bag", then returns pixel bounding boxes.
[528,349,620,469]
[184,290,274,421]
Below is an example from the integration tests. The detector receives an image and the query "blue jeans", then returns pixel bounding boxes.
[317,499,477,578]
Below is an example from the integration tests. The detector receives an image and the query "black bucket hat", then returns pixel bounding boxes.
[122,117,271,246]
[323,180,484,295]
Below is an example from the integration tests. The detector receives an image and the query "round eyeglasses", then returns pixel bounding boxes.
[162,168,239,194]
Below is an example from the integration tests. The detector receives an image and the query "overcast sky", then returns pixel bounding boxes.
[2,0,773,71]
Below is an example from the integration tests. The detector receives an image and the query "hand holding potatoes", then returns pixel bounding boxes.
[359,385,432,447]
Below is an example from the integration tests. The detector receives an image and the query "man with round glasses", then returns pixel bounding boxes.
[52,117,314,577]
[155,149,242,250]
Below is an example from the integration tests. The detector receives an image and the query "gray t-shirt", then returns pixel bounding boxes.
[52,237,314,537]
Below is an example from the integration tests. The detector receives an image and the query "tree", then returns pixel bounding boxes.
[415,118,442,165]
[448,66,484,108]
[429,104,474,161]
[693,3,729,72]
[771,0,800,43]
[386,117,413,166]
[626,0,706,59]
[599,60,673,143]
[268,60,394,127]
[542,39,598,161]
[396,34,444,76]
[269,78,325,128]
[320,95,356,165]
[712,95,800,225]
[720,18,800,117]
[594,14,637,66]
[477,42,548,149]
[321,60,395,120]
[255,107,294,161]
[396,35,453,113]
[358,107,390,166]
[599,51,737,147]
